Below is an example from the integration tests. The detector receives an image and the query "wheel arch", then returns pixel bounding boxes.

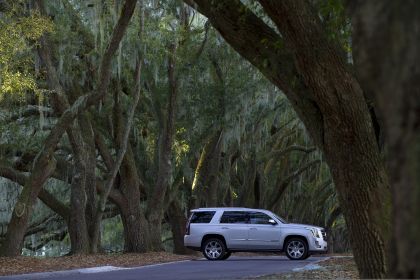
[283,234,309,250]
[201,234,227,250]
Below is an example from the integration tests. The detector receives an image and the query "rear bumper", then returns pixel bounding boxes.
[184,234,202,250]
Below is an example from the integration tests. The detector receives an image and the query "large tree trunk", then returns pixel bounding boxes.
[166,200,194,255]
[118,146,148,252]
[67,122,90,254]
[188,1,391,277]
[95,125,148,253]
[108,22,147,251]
[257,2,391,277]
[78,113,98,250]
[146,43,179,251]
[119,184,148,253]
[68,168,90,254]
[350,1,420,277]
[323,135,390,278]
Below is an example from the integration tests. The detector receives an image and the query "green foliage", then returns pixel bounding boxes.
[101,216,124,252]
[0,5,53,100]
[316,0,351,52]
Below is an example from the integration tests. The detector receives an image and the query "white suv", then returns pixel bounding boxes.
[184,207,327,260]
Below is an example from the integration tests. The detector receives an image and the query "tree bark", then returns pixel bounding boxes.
[0,154,56,256]
[349,1,420,277]
[95,125,148,253]
[188,1,391,277]
[119,191,148,253]
[67,122,90,254]
[78,113,98,249]
[91,59,142,252]
[114,93,148,253]
[166,199,194,255]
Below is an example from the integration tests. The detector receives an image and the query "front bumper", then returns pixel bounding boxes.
[309,236,328,253]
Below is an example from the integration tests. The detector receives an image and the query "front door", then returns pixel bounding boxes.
[247,212,281,250]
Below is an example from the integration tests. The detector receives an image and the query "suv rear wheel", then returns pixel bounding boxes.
[202,238,226,260]
[285,238,308,260]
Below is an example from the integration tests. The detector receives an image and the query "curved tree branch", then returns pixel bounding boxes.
[268,159,321,209]
[0,166,70,221]
[259,145,316,162]
[185,0,324,147]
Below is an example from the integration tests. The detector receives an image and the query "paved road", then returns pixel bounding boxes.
[1,256,325,280]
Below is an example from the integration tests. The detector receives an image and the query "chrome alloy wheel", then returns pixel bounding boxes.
[204,240,223,259]
[286,240,305,259]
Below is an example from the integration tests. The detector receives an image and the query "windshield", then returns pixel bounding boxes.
[273,213,288,224]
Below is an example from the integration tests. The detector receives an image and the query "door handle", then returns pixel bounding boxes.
[221,227,229,230]
[250,228,257,230]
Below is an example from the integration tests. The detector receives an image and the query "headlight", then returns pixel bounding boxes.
[305,227,320,238]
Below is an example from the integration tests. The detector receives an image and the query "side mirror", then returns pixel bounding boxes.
[268,219,277,225]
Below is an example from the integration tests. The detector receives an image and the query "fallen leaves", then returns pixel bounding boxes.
[0,252,196,276]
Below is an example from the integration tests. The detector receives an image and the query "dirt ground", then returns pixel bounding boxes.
[251,256,358,279]
[0,252,195,276]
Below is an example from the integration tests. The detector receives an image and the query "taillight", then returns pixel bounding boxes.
[185,213,193,235]
[185,219,191,235]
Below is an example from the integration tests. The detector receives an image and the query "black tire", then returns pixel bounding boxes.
[202,238,227,260]
[220,251,231,260]
[284,238,308,260]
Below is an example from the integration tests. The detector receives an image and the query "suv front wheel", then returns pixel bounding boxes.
[202,238,227,260]
[285,238,308,260]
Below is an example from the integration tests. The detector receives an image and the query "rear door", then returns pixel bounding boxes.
[188,210,216,235]
[247,211,281,250]
[219,211,250,249]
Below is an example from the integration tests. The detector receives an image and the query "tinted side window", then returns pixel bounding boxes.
[220,211,249,224]
[249,212,272,224]
[190,211,216,223]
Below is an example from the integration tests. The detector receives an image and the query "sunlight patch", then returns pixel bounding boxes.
[77,266,127,273]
